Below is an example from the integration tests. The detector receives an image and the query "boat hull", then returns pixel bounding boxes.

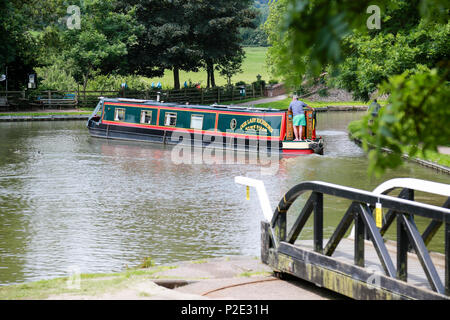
[88,119,323,155]
[282,140,324,155]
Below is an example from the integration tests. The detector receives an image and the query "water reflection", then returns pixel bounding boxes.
[0,112,448,285]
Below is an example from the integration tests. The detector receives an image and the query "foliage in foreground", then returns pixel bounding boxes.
[354,69,450,176]
[264,0,449,175]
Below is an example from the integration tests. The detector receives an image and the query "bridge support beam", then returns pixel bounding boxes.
[261,221,448,300]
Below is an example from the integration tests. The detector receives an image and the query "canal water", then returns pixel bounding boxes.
[0,112,448,285]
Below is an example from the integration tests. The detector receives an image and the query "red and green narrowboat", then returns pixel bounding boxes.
[86,97,324,155]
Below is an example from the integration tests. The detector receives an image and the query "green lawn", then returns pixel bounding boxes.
[254,97,370,109]
[144,47,271,88]
[0,266,176,300]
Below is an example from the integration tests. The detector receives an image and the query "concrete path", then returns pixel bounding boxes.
[153,256,343,300]
[0,108,91,122]
[0,108,85,113]
[236,94,288,106]
[46,256,345,300]
[437,146,450,155]
[0,114,89,121]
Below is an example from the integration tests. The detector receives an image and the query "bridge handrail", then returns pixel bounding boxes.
[272,180,450,226]
[349,178,450,239]
[234,176,273,222]
[234,177,450,224]
[270,180,450,296]
[372,178,450,197]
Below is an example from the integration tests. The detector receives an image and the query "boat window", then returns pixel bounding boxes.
[140,110,152,124]
[114,108,125,121]
[190,114,204,130]
[164,112,177,126]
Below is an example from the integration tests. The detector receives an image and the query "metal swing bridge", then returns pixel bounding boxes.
[235,177,450,300]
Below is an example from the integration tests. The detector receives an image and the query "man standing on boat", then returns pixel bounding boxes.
[289,95,311,141]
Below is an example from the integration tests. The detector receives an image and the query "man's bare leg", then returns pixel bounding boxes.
[293,126,299,141]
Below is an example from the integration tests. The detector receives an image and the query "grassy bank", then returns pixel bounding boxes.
[255,97,370,109]
[0,111,91,117]
[0,256,270,300]
[0,265,178,300]
[348,119,450,168]
[0,98,368,117]
[144,47,271,88]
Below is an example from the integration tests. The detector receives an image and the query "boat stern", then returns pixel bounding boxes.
[282,138,324,155]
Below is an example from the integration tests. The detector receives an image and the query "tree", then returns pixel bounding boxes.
[217,49,245,86]
[57,0,142,92]
[264,0,295,86]
[0,0,42,90]
[264,0,449,174]
[185,0,256,88]
[126,0,203,90]
[330,2,449,101]
[240,1,269,46]
[112,0,255,89]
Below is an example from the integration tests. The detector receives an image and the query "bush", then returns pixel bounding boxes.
[35,64,77,91]
[87,74,149,91]
[252,75,266,90]
[294,85,307,96]
[318,88,328,97]
[87,75,117,91]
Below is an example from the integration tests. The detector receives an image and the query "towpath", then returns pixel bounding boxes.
[236,94,288,106]
[46,256,344,300]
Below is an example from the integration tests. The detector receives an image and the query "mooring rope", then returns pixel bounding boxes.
[201,277,280,296]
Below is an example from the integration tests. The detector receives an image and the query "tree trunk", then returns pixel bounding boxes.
[210,64,216,88]
[82,75,89,92]
[82,72,90,105]
[206,62,216,88]
[173,66,180,90]
[82,66,91,105]
[206,64,211,88]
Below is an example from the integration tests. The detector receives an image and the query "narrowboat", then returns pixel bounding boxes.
[86,97,324,155]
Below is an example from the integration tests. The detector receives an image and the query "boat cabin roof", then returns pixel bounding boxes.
[100,97,284,113]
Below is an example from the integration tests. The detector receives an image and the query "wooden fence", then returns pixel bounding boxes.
[0,84,265,110]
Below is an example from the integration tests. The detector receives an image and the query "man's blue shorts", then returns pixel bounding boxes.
[293,114,306,126]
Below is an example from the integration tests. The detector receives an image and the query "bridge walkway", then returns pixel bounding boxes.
[237,177,450,300]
